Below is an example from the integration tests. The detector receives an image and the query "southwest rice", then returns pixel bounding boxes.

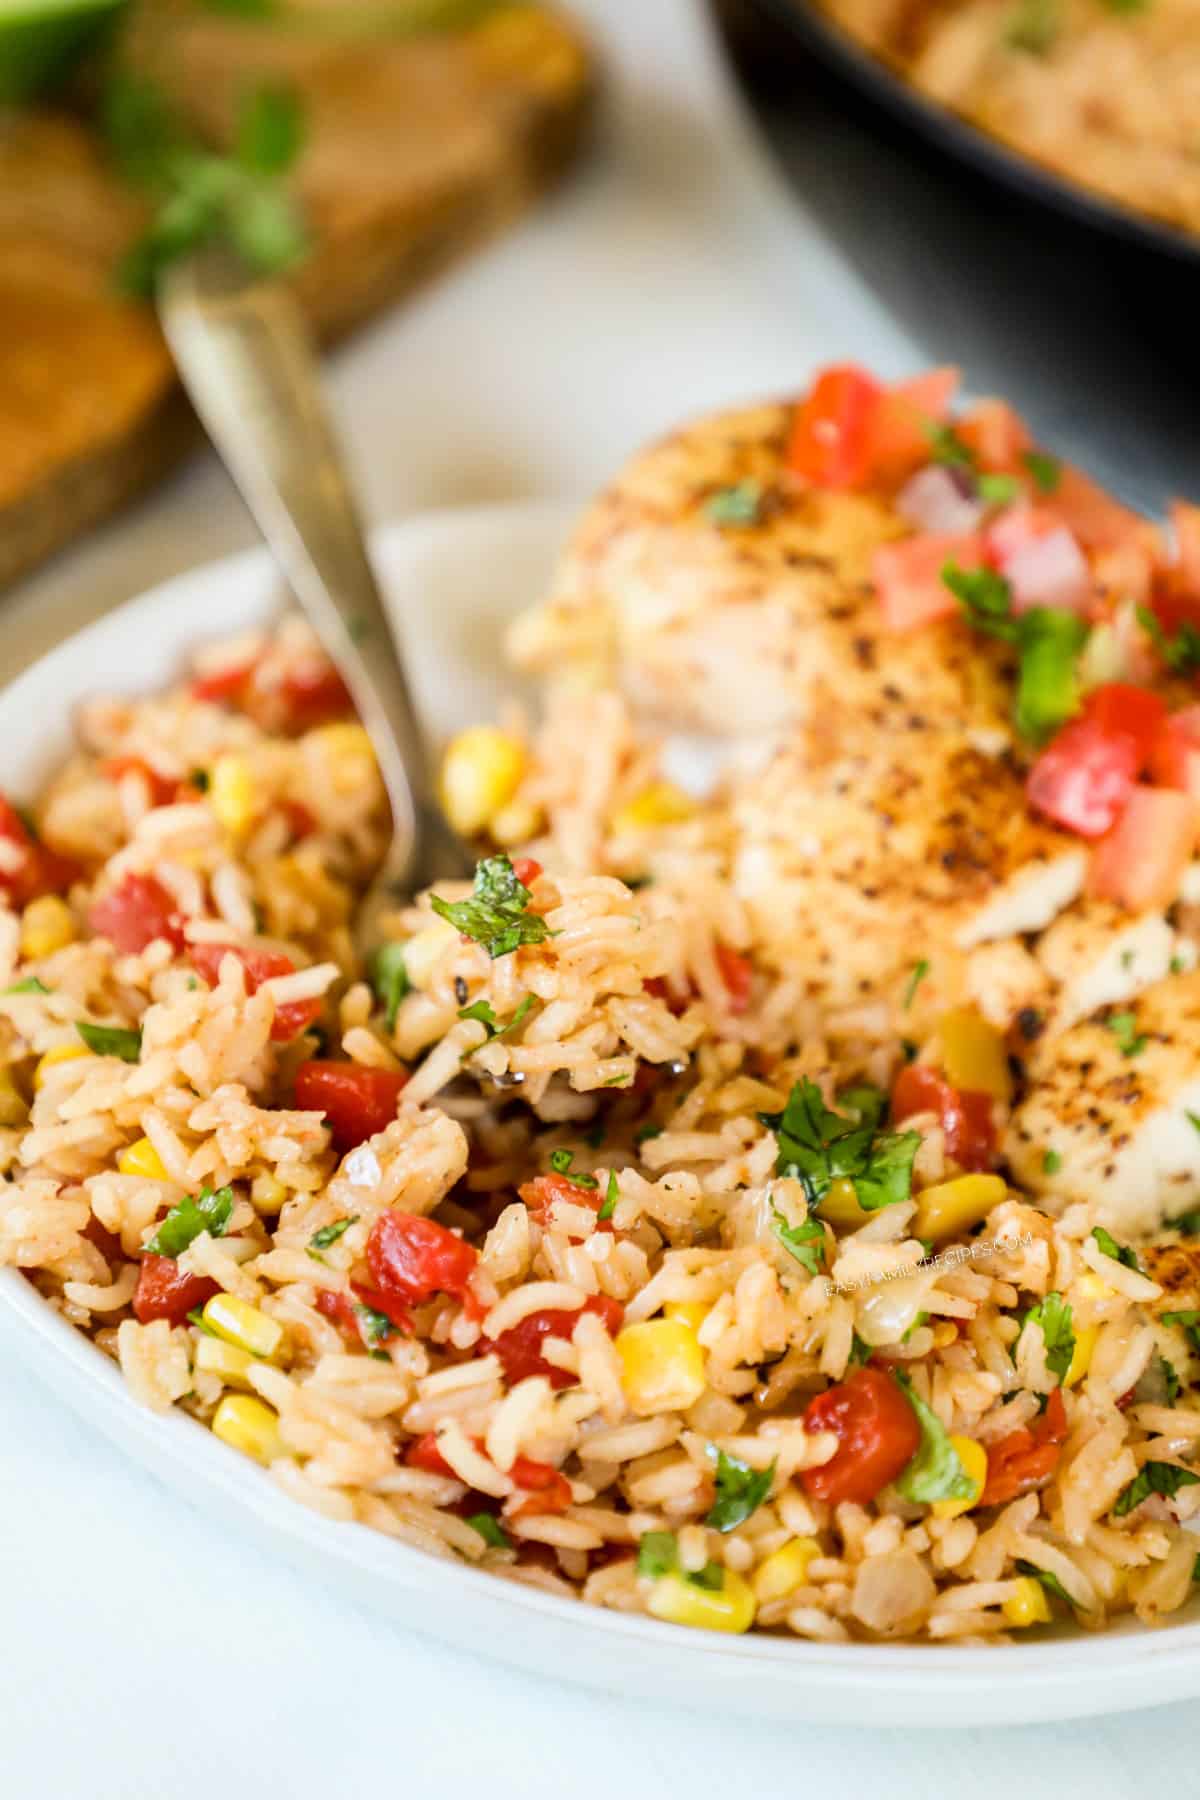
[6,369,1200,1647]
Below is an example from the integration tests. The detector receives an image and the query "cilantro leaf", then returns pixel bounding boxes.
[1113,1461,1200,1518]
[1091,1225,1139,1271]
[370,941,409,1033]
[1107,1011,1147,1058]
[236,84,304,176]
[309,1215,357,1252]
[635,1530,725,1590]
[635,1123,663,1145]
[1014,1560,1072,1606]
[894,1373,976,1504]
[976,472,1020,507]
[76,1020,142,1062]
[548,1148,597,1189]
[144,1185,234,1258]
[1013,607,1088,744]
[355,1302,396,1351]
[837,1084,887,1131]
[4,977,49,995]
[597,1171,619,1223]
[760,1077,918,1212]
[459,991,538,1050]
[942,562,1019,641]
[1162,1310,1200,1354]
[1021,450,1061,494]
[903,960,930,1009]
[771,1204,825,1276]
[926,423,976,471]
[705,482,762,527]
[704,1448,776,1533]
[466,1512,511,1550]
[847,1331,872,1367]
[430,856,552,960]
[1021,1291,1075,1385]
[1042,1149,1062,1175]
[1136,604,1200,678]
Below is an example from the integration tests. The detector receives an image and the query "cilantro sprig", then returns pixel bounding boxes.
[370,942,409,1032]
[1113,1461,1200,1518]
[458,992,538,1049]
[431,856,552,960]
[941,562,1087,744]
[704,1448,776,1533]
[770,1204,826,1276]
[144,1185,234,1259]
[1091,1225,1139,1271]
[759,1078,920,1213]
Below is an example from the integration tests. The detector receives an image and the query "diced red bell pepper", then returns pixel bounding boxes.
[276,661,353,730]
[101,756,178,808]
[82,1214,124,1266]
[873,531,987,632]
[366,1211,477,1313]
[862,366,960,487]
[510,857,543,888]
[133,1254,219,1326]
[714,942,753,1013]
[1026,719,1139,839]
[192,944,322,1043]
[510,1466,573,1518]
[0,798,78,908]
[891,1064,996,1172]
[800,1366,922,1505]
[956,399,1032,473]
[979,1386,1068,1507]
[88,873,186,954]
[316,1281,412,1345]
[1088,787,1200,911]
[519,1170,613,1236]
[787,364,883,490]
[484,1293,624,1390]
[191,660,256,705]
[293,1060,410,1151]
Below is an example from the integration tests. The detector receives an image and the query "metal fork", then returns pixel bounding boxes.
[159,249,471,957]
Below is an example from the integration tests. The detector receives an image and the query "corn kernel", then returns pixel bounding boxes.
[402,919,458,990]
[1003,1576,1051,1628]
[648,1569,756,1634]
[211,1395,283,1465]
[439,727,526,837]
[913,1173,1007,1245]
[1075,1271,1112,1303]
[33,1043,91,1089]
[251,1172,288,1215]
[1064,1321,1099,1389]
[209,753,255,836]
[0,1068,28,1128]
[20,895,76,960]
[615,1318,706,1417]
[752,1537,820,1605]
[939,1007,1012,1103]
[931,1436,988,1519]
[118,1136,168,1181]
[610,782,697,835]
[817,1176,870,1228]
[195,1334,256,1389]
[313,724,376,795]
[201,1293,286,1361]
[490,798,544,848]
[664,1300,710,1334]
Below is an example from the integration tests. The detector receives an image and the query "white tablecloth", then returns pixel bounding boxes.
[2,3,1192,1790]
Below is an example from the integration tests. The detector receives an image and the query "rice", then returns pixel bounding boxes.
[3,613,1200,1650]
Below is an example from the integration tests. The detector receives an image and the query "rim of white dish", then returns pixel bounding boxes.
[3,499,1200,1697]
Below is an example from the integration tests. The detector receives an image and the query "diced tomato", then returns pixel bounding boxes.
[1026,719,1139,838]
[519,1170,612,1236]
[277,661,353,731]
[714,942,753,1013]
[405,1432,454,1476]
[192,944,321,1042]
[88,873,186,953]
[191,660,256,705]
[800,1366,921,1505]
[510,1466,573,1518]
[315,1285,361,1340]
[82,1214,123,1265]
[132,1254,219,1326]
[1088,787,1200,911]
[1150,706,1200,795]
[891,1064,996,1172]
[1080,685,1167,769]
[485,1293,624,1390]
[979,1386,1068,1508]
[1172,501,1200,598]
[366,1211,478,1315]
[1052,466,1144,553]
[0,798,78,908]
[511,857,543,887]
[787,364,883,490]
[873,532,986,632]
[1092,539,1156,610]
[862,366,960,487]
[983,502,1061,567]
[101,756,177,808]
[956,399,1032,473]
[317,1281,412,1344]
[293,1060,409,1150]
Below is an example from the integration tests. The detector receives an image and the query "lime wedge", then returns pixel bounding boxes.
[0,0,126,104]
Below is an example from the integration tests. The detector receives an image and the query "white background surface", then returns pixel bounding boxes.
[1,2,1193,1792]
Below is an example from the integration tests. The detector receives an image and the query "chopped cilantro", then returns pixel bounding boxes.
[1137,604,1200,678]
[1014,1560,1072,1606]
[759,1077,920,1213]
[635,1530,724,1590]
[903,959,930,1009]
[186,1307,220,1337]
[3,977,49,995]
[976,472,1021,507]
[926,423,976,471]
[1091,1225,1138,1271]
[597,1171,619,1223]
[1021,1291,1075,1385]
[770,1204,825,1276]
[548,1148,597,1189]
[847,1331,872,1367]
[837,1084,887,1130]
[355,1302,395,1351]
[430,856,552,960]
[705,481,763,527]
[459,992,538,1051]
[1042,1149,1063,1175]
[1113,1461,1200,1518]
[635,1122,663,1146]
[941,562,1087,741]
[1021,449,1062,493]
[308,1215,357,1252]
[1107,1011,1147,1058]
[1162,1310,1200,1354]
[894,1372,976,1504]
[1173,1209,1200,1237]
[144,1185,234,1258]
[76,1020,142,1061]
[466,1512,511,1550]
[943,561,1018,640]
[370,941,409,1033]
[704,1448,776,1533]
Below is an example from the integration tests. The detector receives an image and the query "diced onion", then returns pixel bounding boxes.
[1003,526,1091,616]
[896,465,985,536]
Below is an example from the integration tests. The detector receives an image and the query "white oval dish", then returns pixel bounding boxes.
[3,499,1200,1728]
